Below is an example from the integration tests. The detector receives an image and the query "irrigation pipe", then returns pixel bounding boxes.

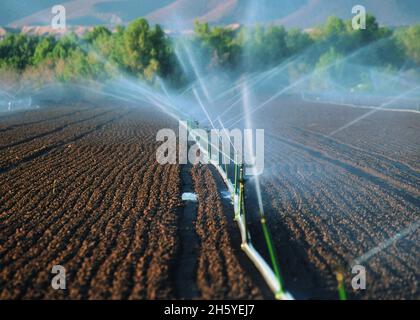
[188,122,294,300]
[145,93,293,299]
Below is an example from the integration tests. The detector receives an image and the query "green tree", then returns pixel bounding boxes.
[83,26,112,44]
[194,21,240,69]
[286,28,313,55]
[0,33,38,70]
[51,33,78,60]
[123,18,179,81]
[397,25,420,65]
[123,18,153,74]
[33,36,56,65]
[312,47,344,90]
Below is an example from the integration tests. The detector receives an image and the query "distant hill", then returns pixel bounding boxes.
[2,0,420,30]
[275,0,420,28]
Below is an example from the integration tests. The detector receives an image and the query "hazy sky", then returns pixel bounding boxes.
[1,0,420,28]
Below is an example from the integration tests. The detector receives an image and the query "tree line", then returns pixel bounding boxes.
[0,16,419,89]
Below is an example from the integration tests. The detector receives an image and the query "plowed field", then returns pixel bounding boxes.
[1,96,418,300]
[0,100,261,299]
[235,97,420,299]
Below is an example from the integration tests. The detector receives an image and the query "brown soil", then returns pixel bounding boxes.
[1,95,418,300]
[218,96,419,299]
[0,100,261,299]
[191,164,262,299]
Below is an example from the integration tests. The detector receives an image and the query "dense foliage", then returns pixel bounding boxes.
[0,16,419,89]
[0,18,182,86]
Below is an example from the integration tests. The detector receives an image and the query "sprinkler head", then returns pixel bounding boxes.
[275,292,284,300]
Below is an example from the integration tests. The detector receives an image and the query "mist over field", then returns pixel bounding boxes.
[1,7,419,114]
